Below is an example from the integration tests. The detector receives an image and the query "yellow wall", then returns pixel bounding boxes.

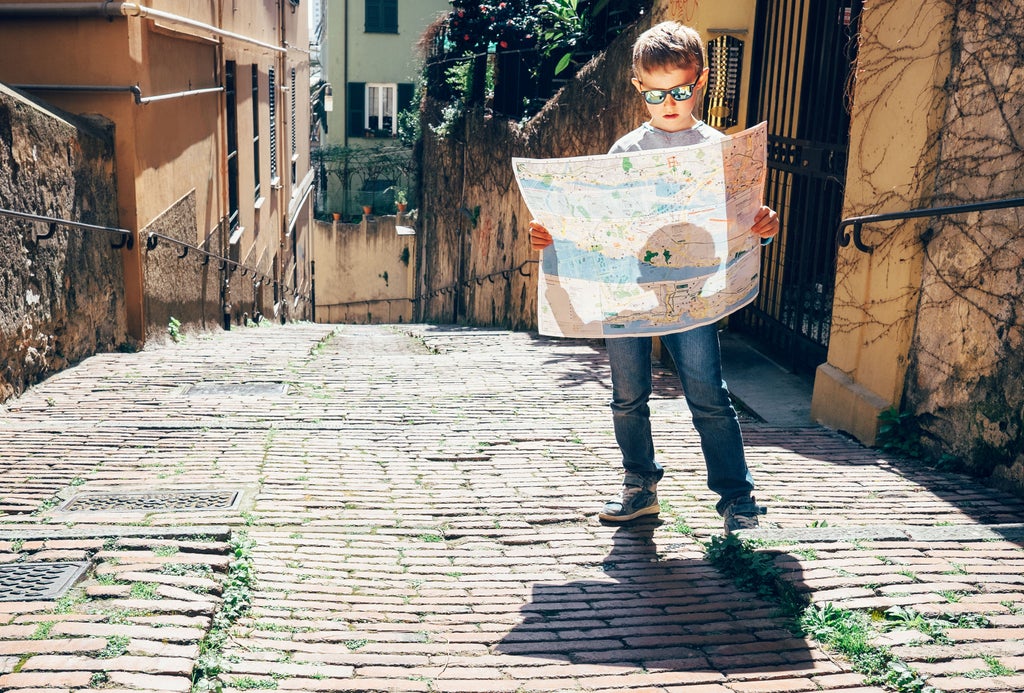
[313,215,416,324]
[657,0,758,133]
[0,1,314,339]
[810,1,954,443]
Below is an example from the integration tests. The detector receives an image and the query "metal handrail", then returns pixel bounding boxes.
[144,231,310,302]
[419,259,537,302]
[0,206,132,245]
[1,206,309,303]
[837,196,1024,254]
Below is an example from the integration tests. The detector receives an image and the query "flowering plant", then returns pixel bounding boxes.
[447,0,536,52]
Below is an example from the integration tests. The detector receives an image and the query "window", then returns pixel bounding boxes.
[347,81,414,138]
[251,65,261,200]
[366,83,396,136]
[365,0,397,33]
[290,67,298,187]
[268,68,278,182]
[225,61,240,234]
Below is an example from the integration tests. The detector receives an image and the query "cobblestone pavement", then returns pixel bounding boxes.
[1,323,1023,693]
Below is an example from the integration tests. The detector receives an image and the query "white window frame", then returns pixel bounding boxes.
[365,83,397,136]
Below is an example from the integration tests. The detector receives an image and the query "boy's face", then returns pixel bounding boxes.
[631,64,709,133]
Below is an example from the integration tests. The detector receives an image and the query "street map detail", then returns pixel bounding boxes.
[513,122,767,338]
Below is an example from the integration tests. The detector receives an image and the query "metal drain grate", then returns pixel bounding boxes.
[58,489,241,513]
[0,561,90,601]
[185,382,288,397]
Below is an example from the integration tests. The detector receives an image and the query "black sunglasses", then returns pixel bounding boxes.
[639,77,700,104]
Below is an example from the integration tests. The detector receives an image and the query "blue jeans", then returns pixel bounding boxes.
[605,325,754,514]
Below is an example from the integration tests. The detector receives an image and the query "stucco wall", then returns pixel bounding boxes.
[313,215,416,324]
[810,1,952,444]
[141,190,224,340]
[0,86,127,402]
[904,0,1024,488]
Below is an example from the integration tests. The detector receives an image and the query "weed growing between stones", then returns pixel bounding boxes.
[706,534,993,693]
[191,532,257,692]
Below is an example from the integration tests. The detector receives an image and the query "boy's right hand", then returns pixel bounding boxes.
[529,220,553,251]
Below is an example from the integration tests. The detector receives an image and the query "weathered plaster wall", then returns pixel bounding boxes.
[0,86,127,402]
[141,190,223,341]
[904,0,1024,490]
[810,1,954,444]
[313,215,416,324]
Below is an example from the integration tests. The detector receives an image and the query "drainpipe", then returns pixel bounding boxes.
[0,2,285,54]
[344,0,349,148]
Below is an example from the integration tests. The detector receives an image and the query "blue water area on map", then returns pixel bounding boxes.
[543,240,747,284]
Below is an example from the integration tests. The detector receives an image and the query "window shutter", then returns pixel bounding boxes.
[365,0,397,33]
[382,0,397,32]
[348,82,365,137]
[397,82,414,113]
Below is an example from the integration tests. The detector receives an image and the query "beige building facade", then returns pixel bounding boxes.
[0,0,315,341]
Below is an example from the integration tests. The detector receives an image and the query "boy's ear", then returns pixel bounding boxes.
[696,67,710,91]
[630,77,643,92]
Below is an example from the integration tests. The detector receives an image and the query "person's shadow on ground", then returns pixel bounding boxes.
[494,520,813,683]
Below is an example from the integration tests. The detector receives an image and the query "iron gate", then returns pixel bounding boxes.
[733,0,863,375]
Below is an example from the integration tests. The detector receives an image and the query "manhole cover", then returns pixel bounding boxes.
[185,382,288,397]
[58,489,241,513]
[0,562,90,601]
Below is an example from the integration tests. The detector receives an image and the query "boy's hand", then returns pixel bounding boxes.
[529,220,553,251]
[751,205,779,241]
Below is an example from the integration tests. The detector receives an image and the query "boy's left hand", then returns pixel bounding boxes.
[751,205,779,241]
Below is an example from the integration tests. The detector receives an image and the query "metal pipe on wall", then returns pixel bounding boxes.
[10,83,224,105]
[0,2,286,53]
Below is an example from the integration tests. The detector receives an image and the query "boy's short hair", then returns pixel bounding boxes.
[632,21,705,77]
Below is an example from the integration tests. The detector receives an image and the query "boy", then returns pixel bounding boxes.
[528,21,779,532]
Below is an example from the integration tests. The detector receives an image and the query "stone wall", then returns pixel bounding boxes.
[904,0,1024,489]
[0,86,127,402]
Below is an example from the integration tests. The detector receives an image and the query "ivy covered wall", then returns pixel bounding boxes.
[904,0,1024,490]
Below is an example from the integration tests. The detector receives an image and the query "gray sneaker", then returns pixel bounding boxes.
[723,495,766,533]
[599,472,660,522]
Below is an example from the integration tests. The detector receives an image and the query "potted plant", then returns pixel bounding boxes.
[394,188,408,213]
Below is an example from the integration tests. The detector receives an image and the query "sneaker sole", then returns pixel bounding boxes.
[598,504,660,522]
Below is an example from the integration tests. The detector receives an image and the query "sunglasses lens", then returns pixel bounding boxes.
[670,86,692,101]
[643,90,667,104]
